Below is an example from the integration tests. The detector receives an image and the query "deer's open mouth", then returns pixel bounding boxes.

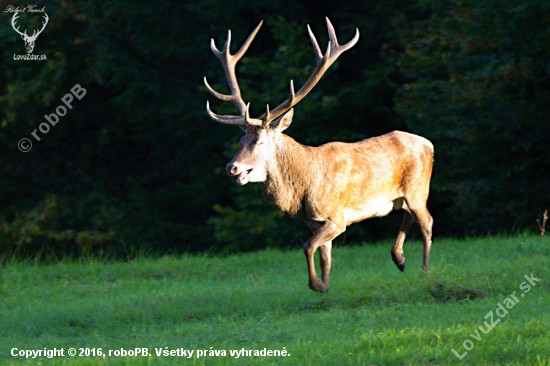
[236,168,253,185]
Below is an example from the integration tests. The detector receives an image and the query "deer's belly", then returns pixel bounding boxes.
[344,196,402,224]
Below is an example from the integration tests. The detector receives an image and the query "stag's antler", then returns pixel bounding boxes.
[34,13,49,38]
[204,18,359,128]
[204,21,264,127]
[11,12,49,40]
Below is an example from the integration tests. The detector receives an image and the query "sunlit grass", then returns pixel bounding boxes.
[1,235,549,365]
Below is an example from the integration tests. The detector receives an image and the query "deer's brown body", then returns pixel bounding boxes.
[204,19,434,292]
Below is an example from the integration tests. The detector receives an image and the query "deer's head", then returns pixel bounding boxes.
[224,110,294,185]
[204,19,359,185]
[12,12,49,54]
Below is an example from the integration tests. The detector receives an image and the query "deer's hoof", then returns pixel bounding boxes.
[309,278,328,293]
[397,261,406,272]
[391,251,405,272]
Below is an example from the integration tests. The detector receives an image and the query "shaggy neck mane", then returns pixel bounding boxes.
[259,134,318,215]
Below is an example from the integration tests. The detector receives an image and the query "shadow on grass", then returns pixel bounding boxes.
[428,281,485,302]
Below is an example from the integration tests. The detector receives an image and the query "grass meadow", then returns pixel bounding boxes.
[1,235,549,365]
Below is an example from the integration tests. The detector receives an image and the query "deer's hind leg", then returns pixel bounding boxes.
[391,206,414,272]
[395,143,434,271]
[407,202,433,271]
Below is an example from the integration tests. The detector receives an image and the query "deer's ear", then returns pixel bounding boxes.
[269,109,294,132]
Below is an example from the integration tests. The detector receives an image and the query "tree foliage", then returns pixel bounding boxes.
[395,0,550,234]
[0,0,547,258]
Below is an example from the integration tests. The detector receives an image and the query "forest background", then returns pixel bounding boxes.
[1,0,549,258]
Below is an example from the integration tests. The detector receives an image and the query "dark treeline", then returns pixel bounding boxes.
[1,0,549,258]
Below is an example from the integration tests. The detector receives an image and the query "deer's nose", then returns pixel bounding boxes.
[225,164,239,175]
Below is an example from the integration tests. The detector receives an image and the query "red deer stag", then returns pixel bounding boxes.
[204,18,434,292]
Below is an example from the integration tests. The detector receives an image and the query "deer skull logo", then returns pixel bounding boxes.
[11,12,49,54]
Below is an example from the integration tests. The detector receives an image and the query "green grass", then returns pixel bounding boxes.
[1,235,549,365]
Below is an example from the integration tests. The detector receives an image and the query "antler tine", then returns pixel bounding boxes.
[203,77,232,102]
[11,13,26,36]
[245,103,263,126]
[205,99,262,127]
[256,17,360,124]
[261,104,272,129]
[325,17,360,53]
[234,21,263,61]
[223,29,232,56]
[206,101,249,126]
[204,22,264,126]
[307,25,323,62]
[325,18,338,45]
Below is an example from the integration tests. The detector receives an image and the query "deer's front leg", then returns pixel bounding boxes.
[303,220,344,292]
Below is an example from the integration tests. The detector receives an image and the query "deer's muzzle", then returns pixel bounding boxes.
[226,163,253,185]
